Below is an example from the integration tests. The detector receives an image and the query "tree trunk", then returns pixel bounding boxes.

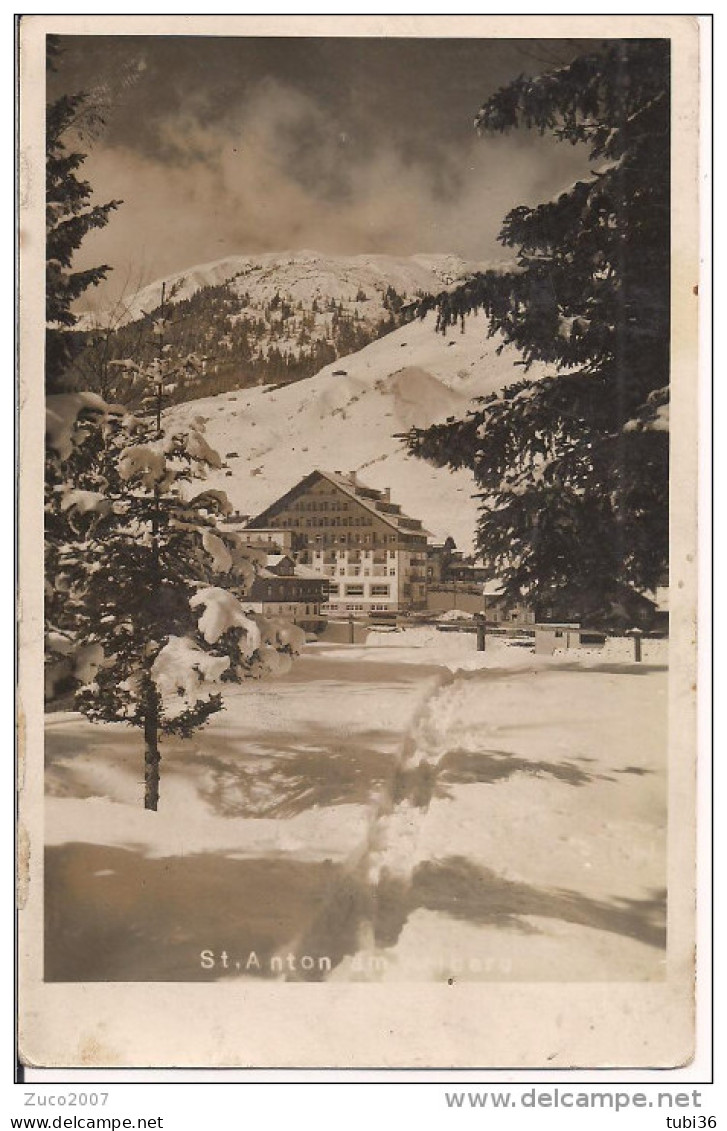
[144,700,161,811]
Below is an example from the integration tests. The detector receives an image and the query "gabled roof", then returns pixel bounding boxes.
[265,554,290,569]
[247,469,432,538]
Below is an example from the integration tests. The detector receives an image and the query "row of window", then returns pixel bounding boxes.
[263,585,322,599]
[313,549,397,559]
[323,603,392,613]
[310,533,399,545]
[255,603,320,616]
[336,568,396,577]
[289,499,349,512]
[291,515,373,528]
[330,584,391,597]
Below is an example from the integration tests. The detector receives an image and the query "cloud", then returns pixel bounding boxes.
[72,75,592,311]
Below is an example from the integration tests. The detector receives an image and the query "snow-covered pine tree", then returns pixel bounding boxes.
[403,40,670,623]
[45,395,304,811]
[46,35,122,393]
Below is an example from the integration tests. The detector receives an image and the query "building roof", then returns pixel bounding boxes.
[257,554,327,582]
[294,564,328,579]
[247,469,433,538]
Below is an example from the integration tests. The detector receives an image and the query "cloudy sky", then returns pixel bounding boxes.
[50,34,603,311]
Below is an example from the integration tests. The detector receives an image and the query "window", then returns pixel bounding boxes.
[345,585,364,596]
[389,550,396,557]
[370,585,389,597]
[388,568,396,576]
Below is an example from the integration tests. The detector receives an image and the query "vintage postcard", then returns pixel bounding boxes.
[18,14,702,1070]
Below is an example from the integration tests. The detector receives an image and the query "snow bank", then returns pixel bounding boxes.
[436,608,476,622]
[560,637,668,665]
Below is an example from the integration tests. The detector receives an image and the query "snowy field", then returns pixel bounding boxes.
[45,630,668,983]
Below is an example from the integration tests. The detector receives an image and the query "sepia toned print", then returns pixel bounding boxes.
[19,15,700,1068]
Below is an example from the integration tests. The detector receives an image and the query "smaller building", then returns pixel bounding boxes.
[243,554,328,632]
[447,559,490,585]
[482,580,536,628]
[534,622,582,655]
[426,540,459,584]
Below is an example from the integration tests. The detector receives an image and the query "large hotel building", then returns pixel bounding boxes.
[240,469,430,617]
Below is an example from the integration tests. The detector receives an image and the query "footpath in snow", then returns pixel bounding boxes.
[44,630,668,983]
[44,643,444,981]
[336,632,668,983]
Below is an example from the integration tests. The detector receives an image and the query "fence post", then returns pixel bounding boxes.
[476,615,486,652]
[629,627,643,662]
[348,613,355,644]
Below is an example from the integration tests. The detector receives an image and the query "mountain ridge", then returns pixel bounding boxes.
[80,249,490,330]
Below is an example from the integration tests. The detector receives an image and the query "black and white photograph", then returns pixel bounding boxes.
[18,14,702,1070]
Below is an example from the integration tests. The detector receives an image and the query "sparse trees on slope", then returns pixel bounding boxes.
[404,40,670,621]
[45,396,304,810]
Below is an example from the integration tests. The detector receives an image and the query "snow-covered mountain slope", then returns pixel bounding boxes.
[77,249,498,395]
[165,311,545,553]
[102,250,487,328]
